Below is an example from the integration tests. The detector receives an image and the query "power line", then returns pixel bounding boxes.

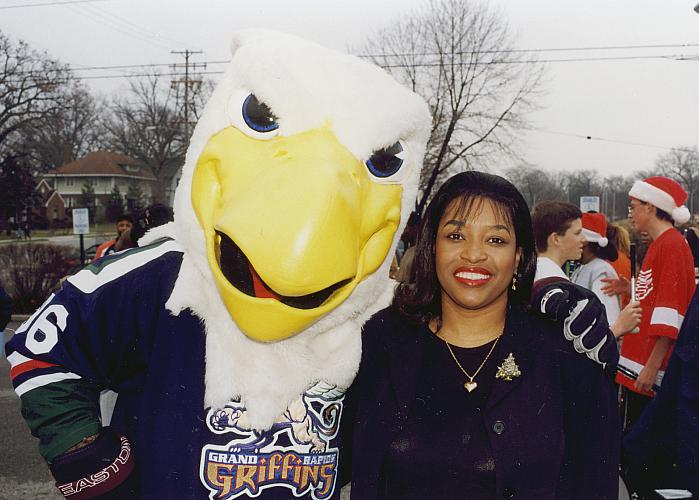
[57,48,699,76]
[65,3,172,51]
[56,52,698,80]
[4,46,698,83]
[378,53,699,68]
[81,2,191,50]
[529,127,694,153]
[61,60,230,72]
[1,39,696,77]
[0,0,105,9]
[362,42,699,59]
[74,70,224,80]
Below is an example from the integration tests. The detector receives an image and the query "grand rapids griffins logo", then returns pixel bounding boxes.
[199,382,345,499]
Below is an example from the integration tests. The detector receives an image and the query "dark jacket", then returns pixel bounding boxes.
[0,285,12,332]
[346,306,620,500]
[624,287,699,494]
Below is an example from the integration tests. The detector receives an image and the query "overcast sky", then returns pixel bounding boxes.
[2,0,698,179]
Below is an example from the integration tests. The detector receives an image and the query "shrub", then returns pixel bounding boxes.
[0,243,73,314]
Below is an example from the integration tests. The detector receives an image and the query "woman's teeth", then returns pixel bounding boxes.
[455,272,490,280]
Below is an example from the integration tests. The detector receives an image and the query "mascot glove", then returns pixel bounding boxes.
[532,280,619,373]
[50,428,137,499]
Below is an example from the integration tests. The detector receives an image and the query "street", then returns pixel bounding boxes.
[1,233,107,250]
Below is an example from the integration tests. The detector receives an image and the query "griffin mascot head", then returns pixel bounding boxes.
[145,30,430,428]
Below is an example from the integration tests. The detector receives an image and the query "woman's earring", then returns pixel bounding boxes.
[511,274,518,291]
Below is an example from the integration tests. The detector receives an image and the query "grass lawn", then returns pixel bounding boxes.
[0,223,115,243]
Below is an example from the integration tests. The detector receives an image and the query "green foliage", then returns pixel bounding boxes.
[0,155,42,219]
[80,182,96,222]
[126,182,145,212]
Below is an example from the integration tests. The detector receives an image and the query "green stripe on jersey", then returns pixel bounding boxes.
[20,379,102,463]
[83,237,175,274]
[67,237,181,294]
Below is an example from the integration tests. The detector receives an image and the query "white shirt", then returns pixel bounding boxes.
[571,258,621,325]
[534,256,569,282]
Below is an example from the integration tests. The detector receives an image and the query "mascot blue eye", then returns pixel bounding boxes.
[242,94,279,133]
[366,142,405,178]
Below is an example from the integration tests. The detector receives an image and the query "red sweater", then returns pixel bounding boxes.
[617,228,696,395]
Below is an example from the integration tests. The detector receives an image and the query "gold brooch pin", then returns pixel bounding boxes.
[496,353,521,381]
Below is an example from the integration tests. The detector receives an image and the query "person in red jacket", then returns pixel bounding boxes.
[604,177,695,400]
[602,176,696,498]
[93,214,133,260]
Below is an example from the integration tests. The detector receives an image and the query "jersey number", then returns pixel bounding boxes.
[25,304,69,355]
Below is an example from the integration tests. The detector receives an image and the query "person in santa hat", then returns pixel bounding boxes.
[572,212,641,339]
[602,176,696,498]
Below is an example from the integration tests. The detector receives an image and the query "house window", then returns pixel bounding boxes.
[124,164,140,174]
[65,178,75,187]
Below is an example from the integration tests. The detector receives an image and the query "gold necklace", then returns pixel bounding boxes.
[444,335,502,393]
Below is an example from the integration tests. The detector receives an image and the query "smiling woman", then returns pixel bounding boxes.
[396,171,536,324]
[347,171,621,499]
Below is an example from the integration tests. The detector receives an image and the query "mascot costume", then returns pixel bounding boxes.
[6,31,617,499]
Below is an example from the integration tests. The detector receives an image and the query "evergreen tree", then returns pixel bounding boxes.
[0,155,41,224]
[105,185,125,222]
[126,182,144,212]
[80,181,96,223]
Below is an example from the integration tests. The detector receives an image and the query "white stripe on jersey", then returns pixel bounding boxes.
[15,372,82,397]
[68,239,181,294]
[618,356,665,386]
[7,351,31,368]
[650,306,685,330]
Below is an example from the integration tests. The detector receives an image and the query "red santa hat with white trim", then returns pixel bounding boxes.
[628,176,691,224]
[581,212,608,247]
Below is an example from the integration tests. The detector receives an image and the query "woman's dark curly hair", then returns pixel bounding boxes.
[393,171,536,324]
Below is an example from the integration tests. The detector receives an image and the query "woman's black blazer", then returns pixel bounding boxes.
[344,306,620,500]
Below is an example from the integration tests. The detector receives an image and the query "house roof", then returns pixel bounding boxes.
[44,190,65,208]
[36,179,52,192]
[45,151,157,181]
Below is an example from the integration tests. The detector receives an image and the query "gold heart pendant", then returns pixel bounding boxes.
[464,381,478,392]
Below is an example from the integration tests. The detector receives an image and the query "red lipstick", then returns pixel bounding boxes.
[453,266,492,287]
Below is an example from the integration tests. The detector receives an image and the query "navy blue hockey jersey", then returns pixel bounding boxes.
[6,238,348,499]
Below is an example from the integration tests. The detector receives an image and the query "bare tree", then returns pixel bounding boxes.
[0,31,72,165]
[600,174,634,221]
[102,74,214,203]
[559,169,604,211]
[504,164,564,208]
[103,75,187,203]
[654,146,699,215]
[20,81,104,172]
[362,0,545,214]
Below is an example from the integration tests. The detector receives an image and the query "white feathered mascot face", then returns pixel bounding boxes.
[162,30,429,427]
[174,30,430,343]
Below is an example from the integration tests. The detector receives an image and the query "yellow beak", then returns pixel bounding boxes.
[191,125,402,342]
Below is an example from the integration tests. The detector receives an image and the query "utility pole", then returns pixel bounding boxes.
[170,50,205,141]
[169,50,205,204]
